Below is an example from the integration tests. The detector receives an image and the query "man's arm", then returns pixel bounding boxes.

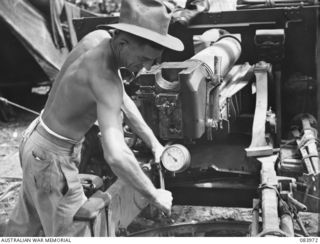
[121,92,164,162]
[92,74,172,215]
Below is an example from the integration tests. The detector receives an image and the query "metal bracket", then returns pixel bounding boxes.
[246,62,273,157]
[283,7,303,28]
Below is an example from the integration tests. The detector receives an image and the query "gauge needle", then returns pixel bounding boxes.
[168,152,178,162]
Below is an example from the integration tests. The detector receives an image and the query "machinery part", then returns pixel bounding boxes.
[246,62,273,157]
[71,6,320,237]
[289,114,320,203]
[255,156,308,237]
[293,210,310,237]
[287,194,307,212]
[257,229,288,237]
[250,199,260,236]
[257,156,282,236]
[191,35,242,79]
[219,63,253,101]
[128,220,251,237]
[280,214,294,237]
[205,56,222,140]
[167,174,259,208]
[123,125,138,148]
[150,158,166,190]
[274,69,282,146]
[294,175,320,213]
[149,159,176,222]
[279,115,320,212]
[254,29,285,63]
[277,177,307,236]
[79,174,104,197]
[161,144,191,173]
[136,35,242,140]
[277,150,304,177]
[295,114,320,174]
[278,198,294,236]
[74,190,110,236]
[254,29,285,147]
[277,176,308,212]
[158,161,165,190]
[74,190,110,221]
[237,0,317,9]
[155,93,183,139]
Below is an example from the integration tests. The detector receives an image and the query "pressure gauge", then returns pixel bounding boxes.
[161,144,191,173]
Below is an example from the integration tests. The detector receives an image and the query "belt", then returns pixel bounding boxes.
[35,122,83,151]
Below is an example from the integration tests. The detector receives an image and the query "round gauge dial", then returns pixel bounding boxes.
[161,144,191,173]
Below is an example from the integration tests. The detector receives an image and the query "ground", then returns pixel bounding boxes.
[0,107,319,237]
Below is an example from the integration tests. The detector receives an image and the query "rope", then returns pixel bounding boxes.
[0,97,40,116]
[258,183,280,196]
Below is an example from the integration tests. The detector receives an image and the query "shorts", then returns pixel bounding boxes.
[4,119,90,236]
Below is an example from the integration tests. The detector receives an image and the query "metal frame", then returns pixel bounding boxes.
[73,5,320,236]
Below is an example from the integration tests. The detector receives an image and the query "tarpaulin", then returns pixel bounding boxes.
[0,0,69,79]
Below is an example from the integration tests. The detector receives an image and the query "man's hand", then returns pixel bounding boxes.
[152,189,173,216]
[152,143,165,163]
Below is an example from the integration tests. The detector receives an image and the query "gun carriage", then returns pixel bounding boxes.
[72,2,320,237]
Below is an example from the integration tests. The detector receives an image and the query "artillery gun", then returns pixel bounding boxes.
[72,2,320,237]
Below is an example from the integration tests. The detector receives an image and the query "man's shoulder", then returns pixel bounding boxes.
[89,67,121,91]
[82,55,121,90]
[90,69,123,108]
[81,30,111,46]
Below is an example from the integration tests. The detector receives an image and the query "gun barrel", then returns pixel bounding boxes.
[191,35,242,77]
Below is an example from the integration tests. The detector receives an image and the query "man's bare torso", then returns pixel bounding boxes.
[41,30,123,141]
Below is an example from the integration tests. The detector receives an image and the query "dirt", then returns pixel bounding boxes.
[127,205,320,237]
[127,205,254,236]
[0,112,32,159]
[0,109,34,235]
[0,109,319,237]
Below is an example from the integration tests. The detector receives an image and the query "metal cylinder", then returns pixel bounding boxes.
[261,188,279,231]
[287,194,307,212]
[278,158,304,176]
[190,35,242,77]
[260,158,280,233]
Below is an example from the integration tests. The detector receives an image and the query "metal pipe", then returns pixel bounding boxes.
[294,212,310,237]
[274,69,282,146]
[259,156,280,233]
[301,118,319,174]
[261,188,279,230]
[191,35,242,78]
[287,194,307,212]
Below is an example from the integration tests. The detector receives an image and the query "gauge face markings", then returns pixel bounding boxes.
[161,144,190,172]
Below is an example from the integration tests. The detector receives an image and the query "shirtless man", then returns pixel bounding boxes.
[5,0,183,236]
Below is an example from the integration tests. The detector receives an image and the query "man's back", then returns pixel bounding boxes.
[41,30,117,141]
